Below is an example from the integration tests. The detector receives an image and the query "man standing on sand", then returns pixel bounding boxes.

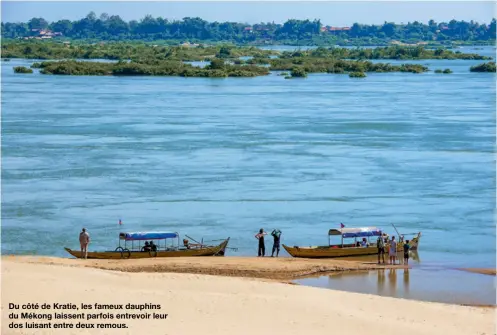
[271,229,282,257]
[255,229,267,257]
[403,240,410,265]
[79,228,90,259]
[377,234,386,264]
[389,236,397,265]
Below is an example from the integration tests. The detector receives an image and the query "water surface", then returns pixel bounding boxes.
[1,47,495,274]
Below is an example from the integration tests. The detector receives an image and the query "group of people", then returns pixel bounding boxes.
[255,228,281,257]
[142,241,157,252]
[377,234,410,265]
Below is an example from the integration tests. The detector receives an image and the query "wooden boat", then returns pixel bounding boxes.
[65,231,230,259]
[283,227,421,259]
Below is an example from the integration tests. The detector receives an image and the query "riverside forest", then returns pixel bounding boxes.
[6,41,496,77]
[2,13,496,46]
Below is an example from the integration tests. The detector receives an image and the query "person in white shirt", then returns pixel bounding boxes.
[79,228,90,259]
[389,236,397,265]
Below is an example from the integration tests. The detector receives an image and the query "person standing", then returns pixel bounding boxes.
[389,236,397,265]
[79,228,90,259]
[377,234,386,264]
[271,229,282,257]
[403,240,410,265]
[255,229,267,257]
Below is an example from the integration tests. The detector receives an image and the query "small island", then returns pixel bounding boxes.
[470,62,496,72]
[434,69,453,74]
[13,66,33,74]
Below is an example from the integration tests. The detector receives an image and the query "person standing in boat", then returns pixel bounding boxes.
[79,228,90,259]
[255,229,267,257]
[271,229,282,257]
[389,236,397,265]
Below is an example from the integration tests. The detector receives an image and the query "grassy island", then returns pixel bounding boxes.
[3,41,493,78]
[37,59,270,77]
[13,66,33,74]
[434,68,453,74]
[349,72,367,78]
[470,62,496,72]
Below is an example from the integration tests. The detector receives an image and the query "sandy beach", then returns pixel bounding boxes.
[2,257,495,335]
[1,255,408,280]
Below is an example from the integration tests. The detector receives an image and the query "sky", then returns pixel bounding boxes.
[1,1,496,26]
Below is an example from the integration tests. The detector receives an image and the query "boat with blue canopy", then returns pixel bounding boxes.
[283,226,421,259]
[65,231,230,259]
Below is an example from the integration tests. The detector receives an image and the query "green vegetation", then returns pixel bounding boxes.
[2,41,490,63]
[1,41,276,61]
[270,57,428,74]
[470,62,496,72]
[290,67,307,78]
[36,59,269,77]
[2,13,495,46]
[434,68,452,73]
[5,41,493,78]
[278,46,491,60]
[349,72,367,78]
[13,66,33,73]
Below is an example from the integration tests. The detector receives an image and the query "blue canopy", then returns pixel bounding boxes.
[328,227,382,238]
[119,232,179,241]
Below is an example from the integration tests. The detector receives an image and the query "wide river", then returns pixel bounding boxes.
[2,46,495,275]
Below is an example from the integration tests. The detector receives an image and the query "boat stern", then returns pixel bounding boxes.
[409,232,422,251]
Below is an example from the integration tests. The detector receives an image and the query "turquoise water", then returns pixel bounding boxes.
[1,47,495,272]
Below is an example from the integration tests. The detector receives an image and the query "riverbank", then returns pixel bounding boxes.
[1,255,407,280]
[2,258,494,335]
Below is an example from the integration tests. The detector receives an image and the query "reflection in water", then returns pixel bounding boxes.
[339,251,421,265]
[298,266,496,305]
[404,269,410,295]
[388,268,397,295]
[377,269,386,294]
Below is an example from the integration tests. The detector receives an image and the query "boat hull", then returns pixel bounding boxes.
[65,238,229,259]
[283,233,421,259]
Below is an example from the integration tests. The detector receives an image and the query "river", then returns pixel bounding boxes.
[1,46,495,275]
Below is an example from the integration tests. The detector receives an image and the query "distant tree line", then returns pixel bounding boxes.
[2,12,496,43]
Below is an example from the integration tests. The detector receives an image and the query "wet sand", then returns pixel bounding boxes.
[458,268,497,276]
[2,258,495,335]
[1,255,408,280]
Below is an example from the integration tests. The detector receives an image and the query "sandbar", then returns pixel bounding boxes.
[1,257,495,335]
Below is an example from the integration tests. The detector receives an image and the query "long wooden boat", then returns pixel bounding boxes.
[65,231,230,259]
[283,227,421,259]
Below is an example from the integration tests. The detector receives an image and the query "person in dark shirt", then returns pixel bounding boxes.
[403,240,410,264]
[149,241,157,252]
[142,241,151,252]
[255,229,267,257]
[271,229,282,257]
[377,235,386,264]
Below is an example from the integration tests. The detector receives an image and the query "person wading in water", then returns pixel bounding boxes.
[255,229,267,257]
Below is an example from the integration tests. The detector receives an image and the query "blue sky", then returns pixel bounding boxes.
[2,1,495,26]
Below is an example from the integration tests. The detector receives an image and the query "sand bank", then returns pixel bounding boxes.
[1,258,494,335]
[1,255,406,280]
[458,268,497,276]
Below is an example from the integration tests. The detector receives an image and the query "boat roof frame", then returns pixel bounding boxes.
[328,227,382,238]
[119,232,179,241]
